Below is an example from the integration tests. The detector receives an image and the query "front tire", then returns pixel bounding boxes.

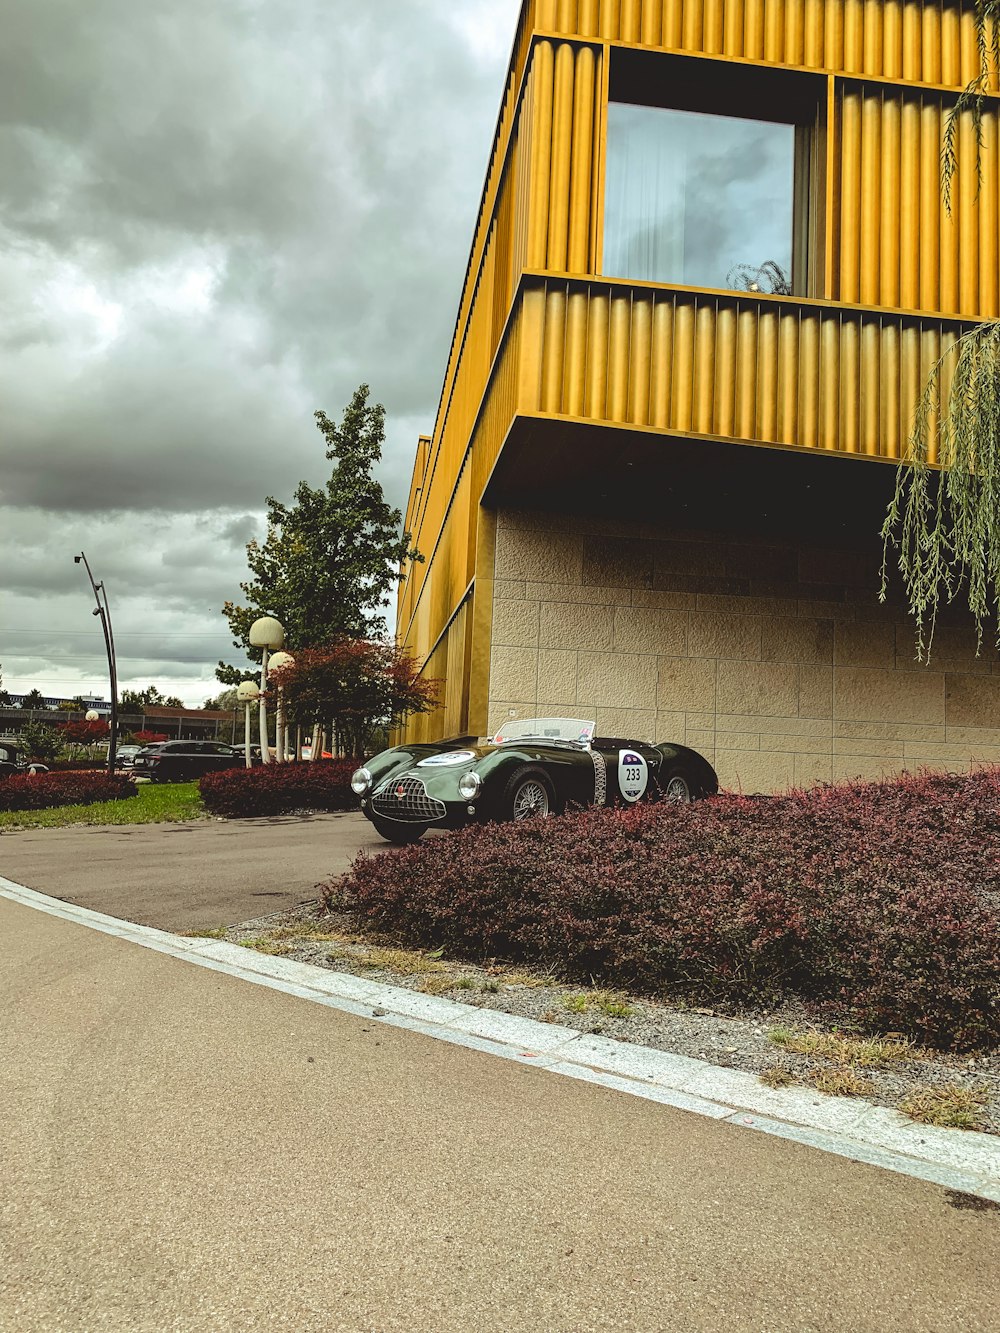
[660,767,693,804]
[502,768,556,821]
[369,813,429,845]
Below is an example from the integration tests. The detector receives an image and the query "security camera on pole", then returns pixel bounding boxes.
[236,680,260,768]
[248,617,284,764]
[267,651,294,763]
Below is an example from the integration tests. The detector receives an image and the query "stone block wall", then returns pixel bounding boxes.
[486,509,1000,793]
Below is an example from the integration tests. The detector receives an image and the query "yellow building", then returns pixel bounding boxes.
[397,0,1000,792]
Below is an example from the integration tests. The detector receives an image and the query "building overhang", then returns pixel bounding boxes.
[482,414,900,548]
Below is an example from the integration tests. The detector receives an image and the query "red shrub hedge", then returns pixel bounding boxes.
[199,760,358,817]
[326,769,1000,1050]
[0,770,134,812]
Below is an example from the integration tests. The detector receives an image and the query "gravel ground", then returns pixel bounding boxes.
[213,901,1000,1137]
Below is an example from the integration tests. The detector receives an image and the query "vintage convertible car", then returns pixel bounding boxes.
[352,717,718,844]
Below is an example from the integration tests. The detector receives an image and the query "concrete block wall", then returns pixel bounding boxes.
[486,510,1000,793]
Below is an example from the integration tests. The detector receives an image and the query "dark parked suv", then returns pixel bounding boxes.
[132,740,243,783]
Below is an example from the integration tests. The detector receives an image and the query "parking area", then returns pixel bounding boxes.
[0,811,384,931]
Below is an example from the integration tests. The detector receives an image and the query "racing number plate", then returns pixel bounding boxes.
[617,750,648,803]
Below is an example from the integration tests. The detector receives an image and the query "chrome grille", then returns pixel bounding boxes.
[371,776,446,823]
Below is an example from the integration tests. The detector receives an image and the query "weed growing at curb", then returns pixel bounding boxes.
[237,937,292,957]
[808,1067,877,1098]
[760,1065,796,1089]
[769,1027,915,1068]
[898,1084,989,1130]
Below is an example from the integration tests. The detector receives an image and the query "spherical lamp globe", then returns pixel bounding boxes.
[236,681,260,704]
[248,616,285,650]
[85,709,100,722]
[268,651,294,672]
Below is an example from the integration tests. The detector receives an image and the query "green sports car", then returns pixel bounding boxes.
[352,717,718,844]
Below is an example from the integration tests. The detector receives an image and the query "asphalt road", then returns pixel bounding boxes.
[0,810,387,930]
[3,895,999,1333]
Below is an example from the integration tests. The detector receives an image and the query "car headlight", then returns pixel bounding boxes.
[351,767,372,795]
[458,771,482,800]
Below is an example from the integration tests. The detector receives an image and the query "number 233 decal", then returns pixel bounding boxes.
[617,750,648,802]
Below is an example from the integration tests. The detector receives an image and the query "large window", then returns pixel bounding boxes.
[604,103,797,293]
[601,52,820,297]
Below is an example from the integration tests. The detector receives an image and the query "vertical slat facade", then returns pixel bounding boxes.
[536,0,997,88]
[397,0,999,740]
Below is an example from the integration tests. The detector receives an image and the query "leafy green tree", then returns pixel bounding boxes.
[202,687,241,711]
[19,721,63,763]
[882,6,1000,655]
[0,665,9,708]
[120,685,185,710]
[218,385,420,682]
[21,688,46,710]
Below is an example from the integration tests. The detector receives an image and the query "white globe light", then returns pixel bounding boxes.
[248,616,285,649]
[237,681,260,703]
[268,651,294,671]
[85,709,100,722]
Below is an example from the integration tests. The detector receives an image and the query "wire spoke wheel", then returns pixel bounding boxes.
[664,774,692,804]
[512,778,550,819]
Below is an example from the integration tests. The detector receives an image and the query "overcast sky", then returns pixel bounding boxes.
[0,0,520,705]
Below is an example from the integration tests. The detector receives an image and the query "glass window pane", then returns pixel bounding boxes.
[604,103,796,293]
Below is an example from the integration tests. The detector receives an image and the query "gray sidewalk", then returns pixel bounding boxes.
[3,894,999,1333]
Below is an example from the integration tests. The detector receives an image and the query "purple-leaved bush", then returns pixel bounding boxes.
[199,760,357,818]
[325,770,1000,1050]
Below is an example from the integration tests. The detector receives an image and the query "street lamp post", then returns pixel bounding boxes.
[74,553,118,775]
[236,680,260,768]
[267,650,294,763]
[248,617,284,764]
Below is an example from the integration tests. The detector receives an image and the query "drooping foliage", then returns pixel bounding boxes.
[941,0,1000,211]
[884,5,1000,655]
[882,322,1000,657]
[219,386,420,680]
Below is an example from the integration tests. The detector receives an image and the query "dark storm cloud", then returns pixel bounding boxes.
[0,0,520,701]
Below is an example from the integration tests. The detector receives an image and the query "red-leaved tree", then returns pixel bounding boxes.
[58,719,111,756]
[269,639,439,758]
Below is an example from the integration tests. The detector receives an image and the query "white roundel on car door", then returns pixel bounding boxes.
[617,749,648,802]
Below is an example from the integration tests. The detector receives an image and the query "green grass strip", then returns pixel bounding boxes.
[0,782,205,830]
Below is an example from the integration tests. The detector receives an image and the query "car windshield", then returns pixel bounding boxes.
[491,717,596,745]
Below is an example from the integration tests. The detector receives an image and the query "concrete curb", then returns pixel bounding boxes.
[3,874,998,1202]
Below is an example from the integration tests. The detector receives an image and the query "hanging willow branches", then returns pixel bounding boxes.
[941,0,1000,210]
[881,322,1000,658]
[883,3,1000,658]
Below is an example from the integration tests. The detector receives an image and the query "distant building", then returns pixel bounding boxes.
[1,697,236,742]
[6,694,108,711]
[396,0,1000,791]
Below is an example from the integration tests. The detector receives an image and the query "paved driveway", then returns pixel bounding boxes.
[0,811,384,931]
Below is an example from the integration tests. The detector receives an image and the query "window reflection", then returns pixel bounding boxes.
[604,103,796,293]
